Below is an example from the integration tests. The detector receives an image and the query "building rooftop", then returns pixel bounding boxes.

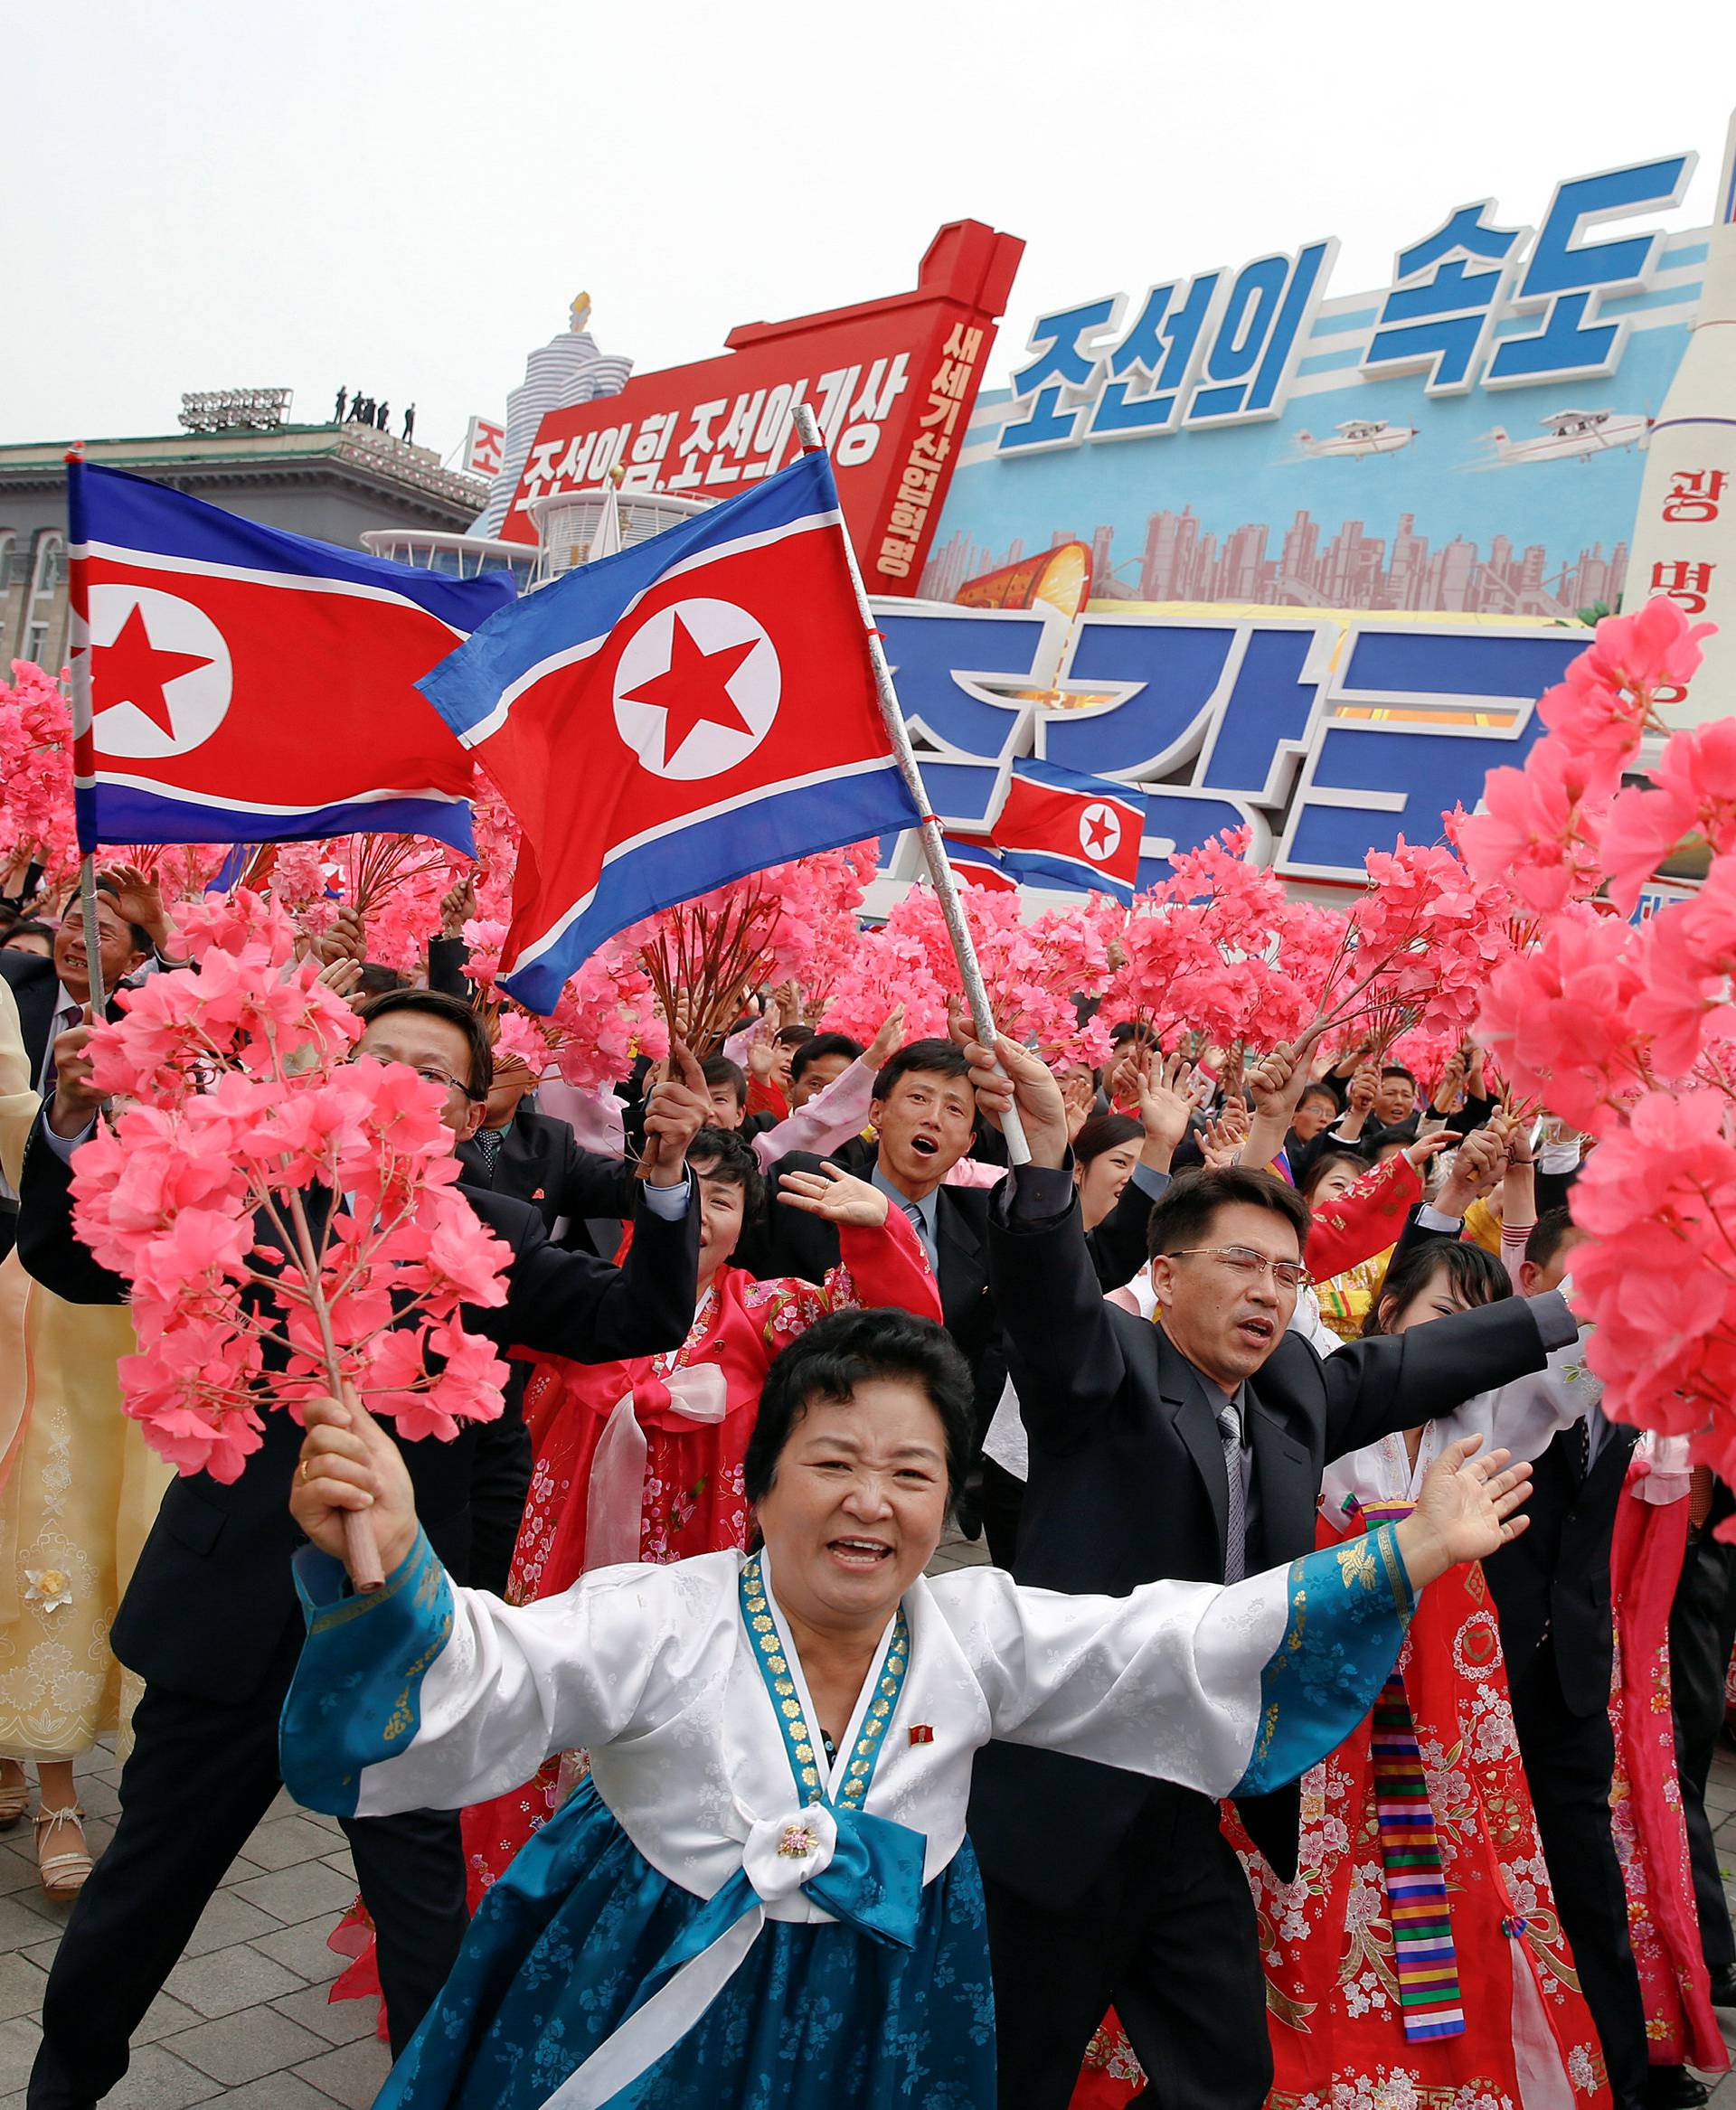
[0,421,487,523]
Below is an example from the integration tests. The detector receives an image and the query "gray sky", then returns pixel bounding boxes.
[8,0,1732,464]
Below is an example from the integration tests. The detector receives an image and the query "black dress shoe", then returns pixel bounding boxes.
[1706,1964,1736,2008]
[1645,2066,1709,2110]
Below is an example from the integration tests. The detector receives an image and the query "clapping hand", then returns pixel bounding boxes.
[1061,1071,1096,1144]
[1434,1117,1511,1217]
[778,1162,891,1229]
[1393,1435,1531,1587]
[863,1005,907,1073]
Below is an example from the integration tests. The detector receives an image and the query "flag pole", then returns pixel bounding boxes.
[64,447,107,1018]
[792,407,1029,1166]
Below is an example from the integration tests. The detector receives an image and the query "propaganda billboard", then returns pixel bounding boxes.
[499,221,1024,596]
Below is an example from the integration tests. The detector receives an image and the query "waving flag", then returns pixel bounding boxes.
[66,460,513,854]
[941,834,1017,892]
[420,449,921,1012]
[992,758,1145,901]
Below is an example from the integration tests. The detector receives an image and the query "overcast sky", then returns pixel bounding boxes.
[7,0,1731,465]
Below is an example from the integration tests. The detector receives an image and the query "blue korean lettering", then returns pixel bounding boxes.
[1278,628,1587,874]
[1184,241,1338,426]
[1485,155,1694,387]
[875,606,1061,761]
[1361,203,1528,395]
[1086,274,1221,440]
[1039,617,1239,777]
[995,297,1120,453]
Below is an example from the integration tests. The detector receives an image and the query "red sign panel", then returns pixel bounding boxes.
[499,220,1024,596]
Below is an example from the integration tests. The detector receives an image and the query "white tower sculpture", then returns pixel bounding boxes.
[471,294,632,538]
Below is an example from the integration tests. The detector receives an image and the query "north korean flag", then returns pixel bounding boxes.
[420,449,921,1013]
[67,461,513,855]
[941,834,1017,892]
[991,758,1145,901]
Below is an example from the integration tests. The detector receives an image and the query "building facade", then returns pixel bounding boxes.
[0,419,489,674]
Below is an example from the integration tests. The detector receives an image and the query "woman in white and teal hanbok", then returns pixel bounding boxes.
[278,1307,1533,2110]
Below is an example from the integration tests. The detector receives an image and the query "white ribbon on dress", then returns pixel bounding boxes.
[583,1364,731,1570]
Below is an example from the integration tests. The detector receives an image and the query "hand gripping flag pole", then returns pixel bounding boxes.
[64,446,108,1018]
[791,406,1030,1167]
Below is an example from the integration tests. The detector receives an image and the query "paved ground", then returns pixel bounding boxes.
[0,1526,1732,2107]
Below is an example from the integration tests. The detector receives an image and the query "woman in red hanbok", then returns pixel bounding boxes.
[328,1125,941,2026]
[1608,1435,1727,2087]
[1077,1239,1614,2110]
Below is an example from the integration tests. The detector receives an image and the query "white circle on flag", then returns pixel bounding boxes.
[611,597,781,781]
[1079,802,1122,863]
[87,584,232,759]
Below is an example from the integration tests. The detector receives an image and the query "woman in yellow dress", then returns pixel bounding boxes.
[0,977,169,1896]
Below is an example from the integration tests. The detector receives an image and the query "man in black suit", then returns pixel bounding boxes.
[958,1031,1579,2110]
[1482,1210,1656,2110]
[753,1039,1158,1477]
[16,989,707,2110]
[0,886,151,1089]
[455,1046,646,1588]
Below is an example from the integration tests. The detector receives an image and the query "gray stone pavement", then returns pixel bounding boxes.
[1,1524,1732,2106]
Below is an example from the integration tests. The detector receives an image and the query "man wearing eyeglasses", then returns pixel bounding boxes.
[14,987,707,2110]
[956,1031,1580,2110]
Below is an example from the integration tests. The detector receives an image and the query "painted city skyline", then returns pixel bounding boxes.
[920,506,1629,617]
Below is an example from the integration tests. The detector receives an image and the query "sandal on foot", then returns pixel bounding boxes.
[0,1766,29,1830]
[34,1806,90,1899]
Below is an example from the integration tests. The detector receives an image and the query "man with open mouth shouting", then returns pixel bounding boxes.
[957,1030,1588,2110]
[755,1037,1158,1536]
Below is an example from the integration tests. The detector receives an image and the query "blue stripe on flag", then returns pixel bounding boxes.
[89,783,476,857]
[1011,755,1146,814]
[501,761,910,1013]
[69,461,515,632]
[997,845,1136,903]
[420,450,843,740]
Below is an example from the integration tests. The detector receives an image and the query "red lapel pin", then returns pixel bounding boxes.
[908,1724,934,1746]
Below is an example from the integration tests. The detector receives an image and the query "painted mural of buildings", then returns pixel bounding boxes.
[920,509,1629,617]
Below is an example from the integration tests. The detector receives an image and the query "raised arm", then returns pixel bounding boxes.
[278,1396,705,1816]
[962,1030,1131,1450]
[947,1436,1530,1799]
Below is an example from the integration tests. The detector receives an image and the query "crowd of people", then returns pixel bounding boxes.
[0,853,1729,2110]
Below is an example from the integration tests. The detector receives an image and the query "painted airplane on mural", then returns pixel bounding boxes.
[1293,420,1420,458]
[1477,409,1653,466]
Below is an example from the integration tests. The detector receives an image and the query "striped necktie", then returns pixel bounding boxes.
[1216,1403,1246,1586]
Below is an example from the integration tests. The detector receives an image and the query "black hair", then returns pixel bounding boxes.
[1379,1065,1418,1087]
[1525,1207,1582,1277]
[775,1022,816,1049]
[744,1307,974,1509]
[355,962,410,997]
[1146,1163,1309,1265]
[1298,1146,1370,1205]
[1109,1019,1159,1049]
[789,1031,864,1085]
[0,918,53,949]
[686,1123,766,1224]
[872,1036,974,1108]
[701,1053,749,1109]
[356,987,493,1100]
[1363,1239,1511,1337]
[1297,1080,1338,1109]
[1074,1111,1142,1168]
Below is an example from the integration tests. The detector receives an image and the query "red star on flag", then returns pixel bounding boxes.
[618,612,757,769]
[98,603,216,737]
